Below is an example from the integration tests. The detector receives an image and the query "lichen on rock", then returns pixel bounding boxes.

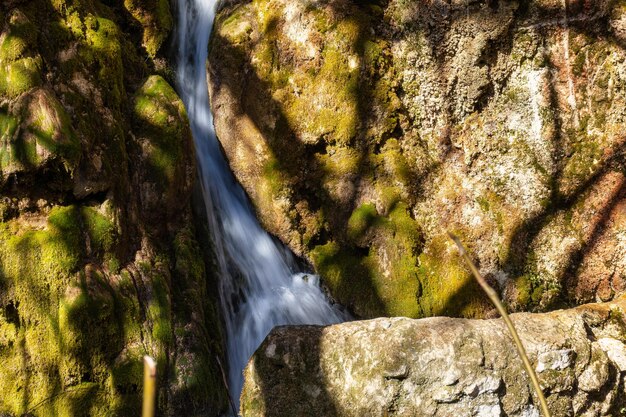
[209,0,626,319]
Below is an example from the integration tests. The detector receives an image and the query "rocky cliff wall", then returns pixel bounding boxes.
[0,0,226,415]
[208,0,626,319]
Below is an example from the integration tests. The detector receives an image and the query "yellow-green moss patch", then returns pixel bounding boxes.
[133,75,189,185]
[347,203,378,241]
[123,0,173,57]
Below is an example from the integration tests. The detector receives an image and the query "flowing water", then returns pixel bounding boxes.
[175,0,348,412]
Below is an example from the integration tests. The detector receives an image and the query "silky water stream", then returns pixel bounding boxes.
[175,0,349,413]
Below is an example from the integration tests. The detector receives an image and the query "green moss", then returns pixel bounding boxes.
[123,0,173,57]
[57,270,142,416]
[218,4,253,45]
[149,273,173,345]
[261,155,290,198]
[373,185,399,215]
[272,30,359,145]
[370,204,423,317]
[153,0,173,54]
[0,110,18,135]
[134,75,185,130]
[379,139,412,186]
[476,196,490,212]
[0,207,83,415]
[511,249,561,310]
[133,75,189,185]
[63,10,85,39]
[0,33,30,62]
[311,241,386,317]
[530,283,546,304]
[318,47,359,143]
[318,147,360,177]
[362,39,402,141]
[313,202,425,318]
[254,41,278,81]
[171,227,228,411]
[0,112,19,169]
[0,89,80,179]
[387,203,421,246]
[301,209,325,247]
[416,233,488,318]
[0,205,156,415]
[80,15,124,109]
[29,92,80,164]
[0,131,35,171]
[174,230,205,282]
[335,18,363,48]
[308,7,332,34]
[514,274,532,307]
[136,259,173,381]
[224,0,365,227]
[0,11,42,98]
[4,206,84,280]
[0,56,42,97]
[80,206,118,255]
[347,203,378,241]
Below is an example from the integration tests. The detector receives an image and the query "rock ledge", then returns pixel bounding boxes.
[242,296,626,416]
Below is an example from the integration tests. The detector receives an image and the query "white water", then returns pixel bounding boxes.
[174,0,348,412]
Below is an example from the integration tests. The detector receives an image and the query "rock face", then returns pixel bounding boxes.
[241,296,626,417]
[0,0,226,415]
[209,0,626,319]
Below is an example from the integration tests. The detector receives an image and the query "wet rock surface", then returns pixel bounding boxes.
[241,296,626,417]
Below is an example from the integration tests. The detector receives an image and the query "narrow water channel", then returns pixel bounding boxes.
[174,0,348,412]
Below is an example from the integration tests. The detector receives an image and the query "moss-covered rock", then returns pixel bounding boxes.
[0,0,227,415]
[0,88,80,180]
[132,75,195,223]
[123,0,173,58]
[0,10,42,98]
[209,0,626,319]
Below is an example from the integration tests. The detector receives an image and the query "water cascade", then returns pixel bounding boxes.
[174,0,349,411]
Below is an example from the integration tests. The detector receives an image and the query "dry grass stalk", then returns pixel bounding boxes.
[448,232,552,417]
[142,356,157,417]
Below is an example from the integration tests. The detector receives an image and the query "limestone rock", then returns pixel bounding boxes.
[241,296,626,416]
[209,0,626,319]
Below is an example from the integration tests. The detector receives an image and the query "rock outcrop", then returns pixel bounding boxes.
[209,0,626,319]
[0,0,226,415]
[241,296,626,417]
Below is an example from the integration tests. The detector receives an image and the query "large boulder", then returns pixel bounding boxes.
[209,0,626,319]
[241,296,626,416]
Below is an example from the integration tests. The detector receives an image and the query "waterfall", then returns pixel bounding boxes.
[174,0,348,412]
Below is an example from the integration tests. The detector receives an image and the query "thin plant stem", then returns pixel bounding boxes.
[448,232,552,417]
[142,356,157,417]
